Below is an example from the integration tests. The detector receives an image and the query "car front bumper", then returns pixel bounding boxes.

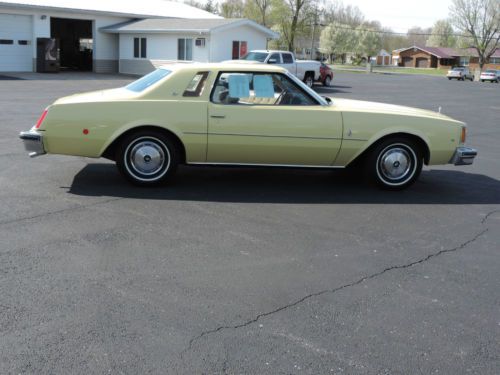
[450,146,477,165]
[19,130,46,157]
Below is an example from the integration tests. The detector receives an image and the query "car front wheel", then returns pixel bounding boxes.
[116,130,179,186]
[323,75,332,86]
[365,138,423,190]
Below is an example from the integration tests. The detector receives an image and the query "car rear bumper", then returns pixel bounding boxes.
[450,146,477,165]
[19,130,46,157]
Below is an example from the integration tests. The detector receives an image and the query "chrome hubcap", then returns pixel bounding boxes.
[379,147,411,180]
[129,141,165,176]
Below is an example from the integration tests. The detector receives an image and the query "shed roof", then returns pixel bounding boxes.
[0,0,220,19]
[100,18,279,38]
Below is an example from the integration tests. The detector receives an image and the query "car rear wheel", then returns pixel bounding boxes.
[116,130,179,186]
[304,73,314,88]
[365,137,423,190]
[323,75,332,86]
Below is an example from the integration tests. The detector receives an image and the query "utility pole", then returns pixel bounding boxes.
[310,10,318,60]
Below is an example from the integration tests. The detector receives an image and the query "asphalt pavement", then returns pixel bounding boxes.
[0,71,499,374]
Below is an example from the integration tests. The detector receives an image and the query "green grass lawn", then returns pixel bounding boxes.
[331,64,448,76]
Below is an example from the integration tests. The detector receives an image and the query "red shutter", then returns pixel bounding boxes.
[232,41,239,59]
[240,41,247,58]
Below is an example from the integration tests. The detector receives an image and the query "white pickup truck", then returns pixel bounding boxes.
[236,50,322,87]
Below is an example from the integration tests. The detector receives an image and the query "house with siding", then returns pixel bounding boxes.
[101,18,278,76]
[393,45,500,70]
[0,0,277,75]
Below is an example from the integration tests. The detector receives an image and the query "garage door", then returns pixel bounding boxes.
[0,13,33,72]
[403,57,413,67]
[416,57,429,68]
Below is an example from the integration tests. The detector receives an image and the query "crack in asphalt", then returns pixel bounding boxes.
[0,197,124,227]
[481,209,500,224]
[186,209,499,351]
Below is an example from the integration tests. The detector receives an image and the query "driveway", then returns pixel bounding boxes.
[0,72,499,374]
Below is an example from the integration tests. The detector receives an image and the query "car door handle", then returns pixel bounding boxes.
[210,115,226,119]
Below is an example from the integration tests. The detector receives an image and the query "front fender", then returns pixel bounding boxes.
[333,110,460,166]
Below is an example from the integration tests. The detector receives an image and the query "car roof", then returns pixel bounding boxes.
[247,50,293,54]
[158,62,287,73]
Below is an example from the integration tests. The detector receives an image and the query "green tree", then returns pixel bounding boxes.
[407,26,432,46]
[450,0,500,69]
[204,0,219,14]
[319,23,357,63]
[220,0,245,18]
[356,24,382,58]
[426,20,457,47]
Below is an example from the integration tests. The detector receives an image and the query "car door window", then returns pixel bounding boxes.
[282,53,294,64]
[211,72,318,106]
[268,53,281,64]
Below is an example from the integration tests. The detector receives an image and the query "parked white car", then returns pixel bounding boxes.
[446,67,474,81]
[235,50,321,87]
[480,69,500,83]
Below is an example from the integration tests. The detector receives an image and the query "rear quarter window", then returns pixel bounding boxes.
[126,69,171,92]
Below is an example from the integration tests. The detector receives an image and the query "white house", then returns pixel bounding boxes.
[101,18,279,75]
[0,0,277,74]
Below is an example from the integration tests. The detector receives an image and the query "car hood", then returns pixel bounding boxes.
[332,98,463,124]
[53,88,136,105]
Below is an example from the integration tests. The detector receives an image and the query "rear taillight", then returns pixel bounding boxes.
[460,127,467,144]
[35,109,48,129]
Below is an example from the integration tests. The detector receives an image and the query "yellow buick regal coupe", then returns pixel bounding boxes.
[20,63,477,190]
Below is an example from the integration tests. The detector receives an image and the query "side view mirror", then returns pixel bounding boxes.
[268,58,277,64]
[322,96,332,104]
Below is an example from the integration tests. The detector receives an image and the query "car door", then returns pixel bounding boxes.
[279,52,296,75]
[206,71,343,166]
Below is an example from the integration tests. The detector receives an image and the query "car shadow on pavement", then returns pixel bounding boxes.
[315,85,352,95]
[67,163,500,205]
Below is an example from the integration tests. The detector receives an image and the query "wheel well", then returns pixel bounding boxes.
[101,126,187,163]
[352,133,430,166]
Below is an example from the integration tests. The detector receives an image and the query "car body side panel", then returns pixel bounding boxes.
[335,110,462,166]
[43,100,208,162]
[207,104,343,165]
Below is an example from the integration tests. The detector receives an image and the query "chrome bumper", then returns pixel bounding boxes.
[450,146,477,165]
[19,130,46,158]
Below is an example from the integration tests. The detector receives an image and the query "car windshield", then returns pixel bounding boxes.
[452,67,465,71]
[240,52,269,62]
[126,69,172,92]
[485,70,496,73]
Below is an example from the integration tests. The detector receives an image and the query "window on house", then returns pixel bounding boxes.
[490,57,500,64]
[0,39,14,45]
[178,38,193,61]
[232,41,248,59]
[18,40,30,45]
[133,37,147,58]
[459,56,470,66]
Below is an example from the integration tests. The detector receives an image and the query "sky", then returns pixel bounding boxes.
[189,0,455,32]
[345,0,454,32]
